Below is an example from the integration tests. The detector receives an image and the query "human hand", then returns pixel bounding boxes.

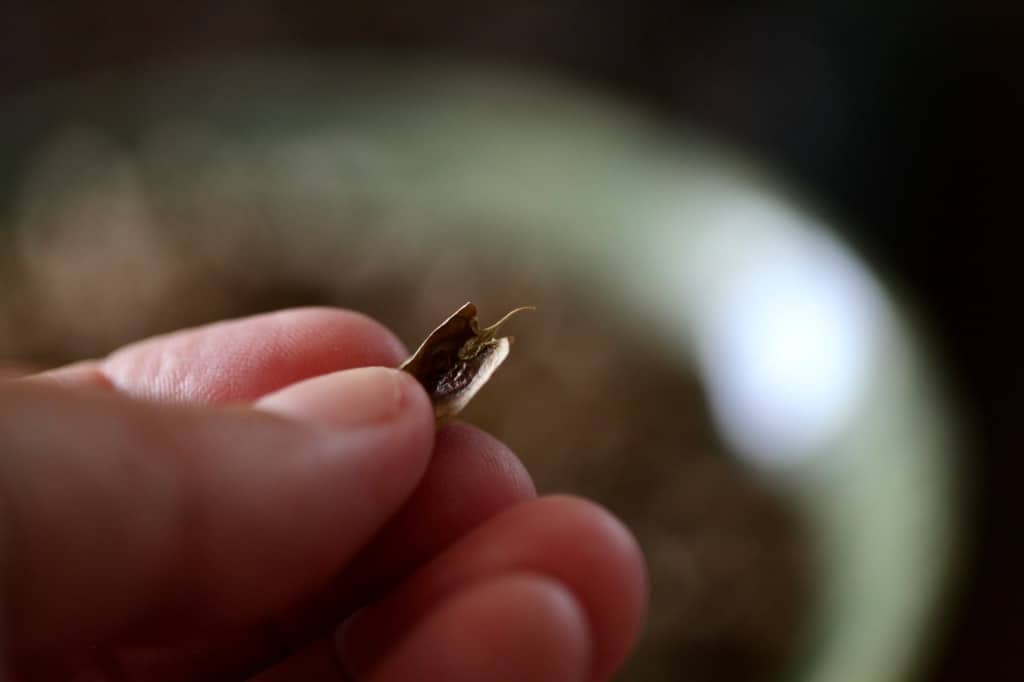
[0,308,647,681]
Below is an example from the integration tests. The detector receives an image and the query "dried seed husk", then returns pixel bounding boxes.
[400,302,533,423]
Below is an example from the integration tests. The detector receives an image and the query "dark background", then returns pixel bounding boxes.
[1,2,1019,679]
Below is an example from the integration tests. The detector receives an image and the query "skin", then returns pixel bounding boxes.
[0,308,647,681]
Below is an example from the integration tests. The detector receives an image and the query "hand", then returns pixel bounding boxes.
[0,308,647,681]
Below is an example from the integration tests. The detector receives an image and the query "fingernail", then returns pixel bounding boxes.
[258,367,412,429]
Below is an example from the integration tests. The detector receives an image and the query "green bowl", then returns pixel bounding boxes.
[0,58,960,681]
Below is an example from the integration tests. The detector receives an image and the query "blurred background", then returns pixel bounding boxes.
[0,2,1019,681]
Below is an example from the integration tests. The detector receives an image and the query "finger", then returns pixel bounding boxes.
[366,574,590,682]
[99,424,537,681]
[0,367,434,667]
[31,307,407,402]
[339,496,647,682]
[106,307,408,403]
[275,422,537,647]
[251,574,590,682]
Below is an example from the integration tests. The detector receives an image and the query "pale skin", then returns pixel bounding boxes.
[0,308,648,681]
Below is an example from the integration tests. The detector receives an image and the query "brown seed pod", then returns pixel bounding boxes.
[400,302,534,423]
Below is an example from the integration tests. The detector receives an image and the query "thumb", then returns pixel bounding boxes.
[0,367,433,659]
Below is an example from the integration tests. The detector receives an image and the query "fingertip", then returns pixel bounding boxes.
[255,367,436,514]
[532,495,650,676]
[256,367,430,432]
[349,573,590,682]
[436,422,537,499]
[543,494,649,589]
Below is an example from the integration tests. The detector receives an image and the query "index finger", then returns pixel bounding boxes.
[32,307,408,404]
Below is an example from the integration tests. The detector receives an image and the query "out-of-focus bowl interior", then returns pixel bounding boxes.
[0,60,959,681]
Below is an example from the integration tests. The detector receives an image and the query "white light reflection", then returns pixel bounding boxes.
[687,200,886,467]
